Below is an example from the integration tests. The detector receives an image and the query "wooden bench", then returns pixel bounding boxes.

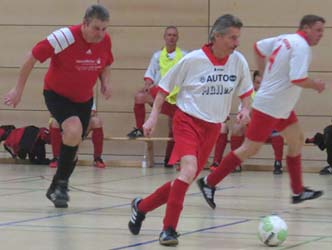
[104,136,173,167]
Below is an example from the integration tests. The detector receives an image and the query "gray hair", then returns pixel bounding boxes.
[83,4,110,24]
[209,14,243,42]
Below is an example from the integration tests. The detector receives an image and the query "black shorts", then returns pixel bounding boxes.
[43,90,93,137]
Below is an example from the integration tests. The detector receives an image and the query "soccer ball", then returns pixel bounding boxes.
[258,215,288,246]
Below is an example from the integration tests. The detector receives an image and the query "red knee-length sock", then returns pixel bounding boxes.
[163,179,189,230]
[134,103,146,129]
[92,127,104,158]
[207,151,242,187]
[138,181,171,213]
[271,135,284,161]
[287,154,303,194]
[230,135,244,151]
[50,127,61,158]
[213,133,228,163]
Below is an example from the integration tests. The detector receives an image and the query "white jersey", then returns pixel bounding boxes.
[253,32,311,118]
[144,48,187,84]
[158,44,253,123]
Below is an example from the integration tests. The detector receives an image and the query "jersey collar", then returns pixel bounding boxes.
[202,43,229,66]
[296,30,310,45]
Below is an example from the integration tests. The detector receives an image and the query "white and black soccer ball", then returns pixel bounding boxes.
[258,215,288,246]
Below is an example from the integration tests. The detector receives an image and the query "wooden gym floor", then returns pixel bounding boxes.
[0,163,331,250]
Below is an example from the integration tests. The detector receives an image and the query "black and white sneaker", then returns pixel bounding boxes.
[128,197,146,235]
[292,187,323,204]
[127,128,144,139]
[319,165,332,175]
[197,177,216,209]
[46,180,69,208]
[273,160,283,175]
[159,227,179,246]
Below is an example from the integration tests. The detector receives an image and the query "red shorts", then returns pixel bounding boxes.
[169,109,221,177]
[246,109,298,142]
[149,85,177,117]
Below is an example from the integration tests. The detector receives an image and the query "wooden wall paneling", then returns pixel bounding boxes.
[0,26,61,67]
[0,110,50,127]
[209,0,332,27]
[0,0,96,25]
[110,27,208,69]
[101,0,209,26]
[0,68,48,110]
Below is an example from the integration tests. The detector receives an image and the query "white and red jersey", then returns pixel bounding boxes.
[32,24,114,103]
[144,48,187,84]
[253,31,311,118]
[158,44,253,123]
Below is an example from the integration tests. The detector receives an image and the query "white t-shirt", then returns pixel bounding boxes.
[253,32,311,118]
[144,48,187,84]
[158,44,253,123]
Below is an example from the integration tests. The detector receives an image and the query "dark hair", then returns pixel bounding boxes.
[84,4,110,24]
[299,15,325,29]
[253,70,260,80]
[209,14,243,42]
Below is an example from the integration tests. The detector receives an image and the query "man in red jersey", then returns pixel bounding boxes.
[4,4,113,208]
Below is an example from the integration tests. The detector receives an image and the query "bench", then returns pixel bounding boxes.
[104,136,173,167]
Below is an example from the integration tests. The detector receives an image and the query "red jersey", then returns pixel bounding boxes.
[32,24,113,102]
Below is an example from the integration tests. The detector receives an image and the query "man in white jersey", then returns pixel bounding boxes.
[126,26,187,168]
[127,14,253,246]
[198,15,326,210]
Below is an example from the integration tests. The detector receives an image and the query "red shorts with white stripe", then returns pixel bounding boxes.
[149,85,177,117]
[246,109,298,142]
[169,109,221,177]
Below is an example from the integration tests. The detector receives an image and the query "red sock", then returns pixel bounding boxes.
[271,135,284,161]
[213,133,228,163]
[230,135,244,151]
[134,103,145,129]
[287,155,303,194]
[92,127,104,158]
[207,151,242,186]
[138,181,171,213]
[163,179,189,230]
[50,127,61,158]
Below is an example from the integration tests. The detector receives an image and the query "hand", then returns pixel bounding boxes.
[313,79,325,93]
[3,87,21,108]
[143,115,158,137]
[236,107,251,126]
[101,84,112,100]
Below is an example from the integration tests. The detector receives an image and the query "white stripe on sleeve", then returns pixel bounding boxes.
[47,27,75,54]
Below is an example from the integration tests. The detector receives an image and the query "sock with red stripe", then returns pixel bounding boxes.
[138,181,171,213]
[207,151,242,187]
[271,135,284,161]
[134,103,145,129]
[213,133,228,163]
[287,154,303,194]
[230,135,244,151]
[50,127,61,158]
[92,127,104,158]
[163,179,189,230]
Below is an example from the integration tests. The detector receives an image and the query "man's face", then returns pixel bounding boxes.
[164,28,179,47]
[253,75,262,91]
[305,21,324,46]
[82,18,109,43]
[214,27,241,55]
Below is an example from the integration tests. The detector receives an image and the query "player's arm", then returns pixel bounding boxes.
[4,52,37,107]
[143,89,167,136]
[99,65,112,100]
[292,78,325,93]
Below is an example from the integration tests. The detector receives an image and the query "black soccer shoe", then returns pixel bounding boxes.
[46,180,69,208]
[292,187,323,204]
[159,227,179,246]
[197,177,216,209]
[128,197,146,235]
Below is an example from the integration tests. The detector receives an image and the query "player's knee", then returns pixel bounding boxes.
[178,159,197,183]
[134,92,147,104]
